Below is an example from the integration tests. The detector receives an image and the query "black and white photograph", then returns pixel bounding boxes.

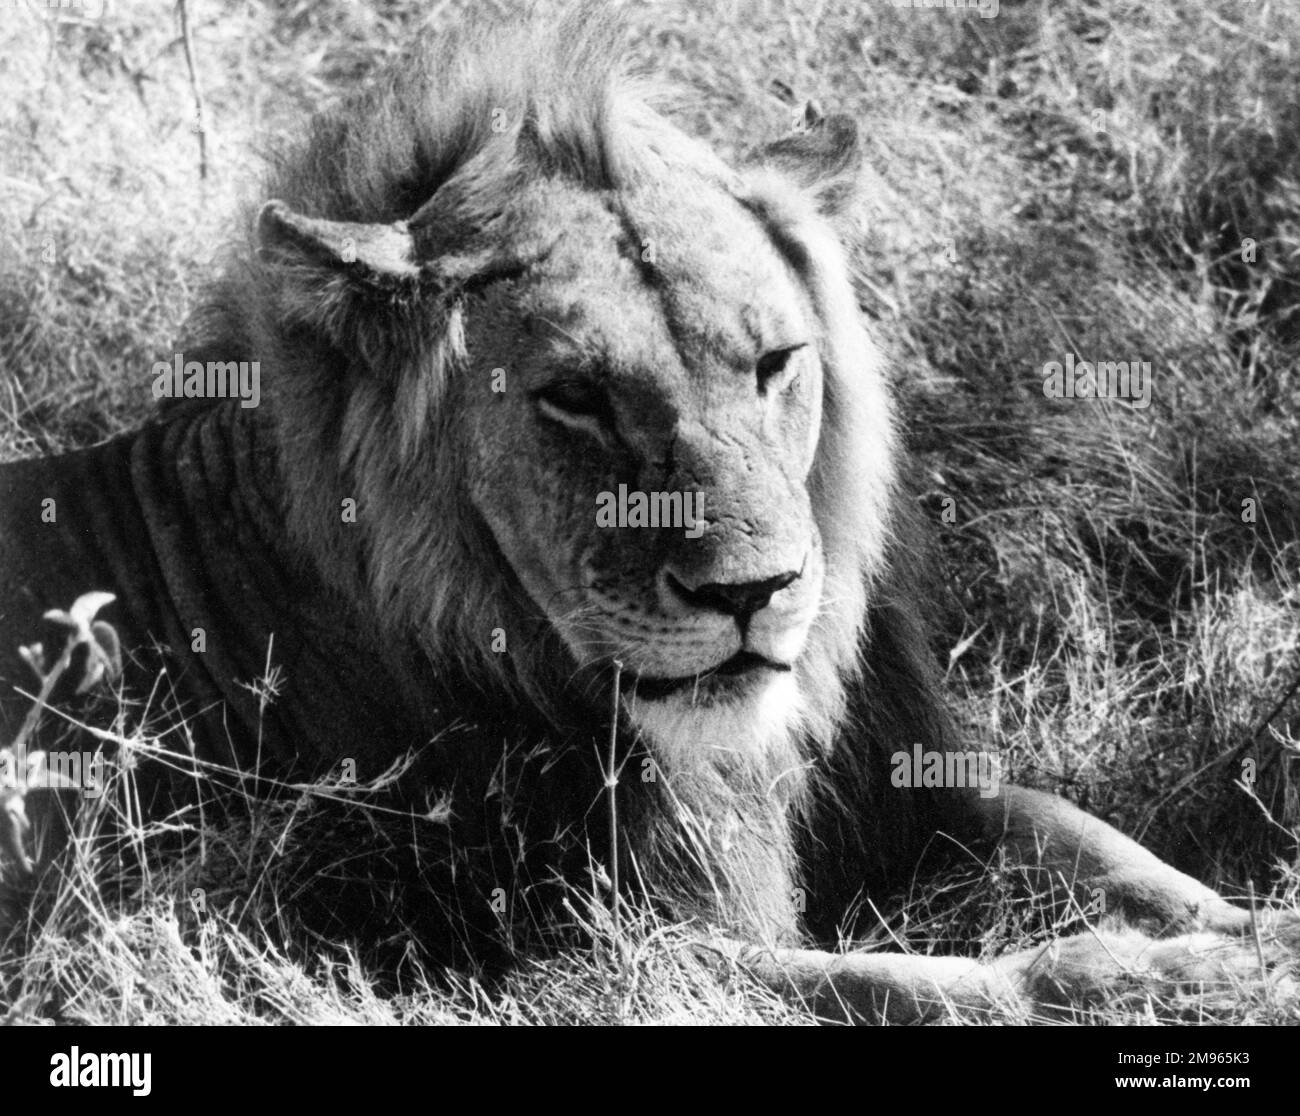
[1,0,1298,1067]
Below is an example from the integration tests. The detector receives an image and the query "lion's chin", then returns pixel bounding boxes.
[625,669,804,771]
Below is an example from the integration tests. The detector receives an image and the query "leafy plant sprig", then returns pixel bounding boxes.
[0,591,122,875]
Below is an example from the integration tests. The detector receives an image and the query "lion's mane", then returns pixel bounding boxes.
[178,4,956,953]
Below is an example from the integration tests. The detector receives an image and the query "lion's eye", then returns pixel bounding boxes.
[756,345,806,394]
[537,380,602,414]
[534,380,616,437]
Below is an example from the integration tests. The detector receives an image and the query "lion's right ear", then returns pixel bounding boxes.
[256,200,422,288]
[253,195,547,373]
[752,102,864,226]
[254,199,456,373]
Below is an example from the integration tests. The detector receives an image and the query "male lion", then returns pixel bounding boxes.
[0,5,1290,1022]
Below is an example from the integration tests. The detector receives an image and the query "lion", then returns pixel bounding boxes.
[0,4,1291,1022]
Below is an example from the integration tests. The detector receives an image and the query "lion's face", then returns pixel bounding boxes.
[256,63,893,762]
[458,178,836,745]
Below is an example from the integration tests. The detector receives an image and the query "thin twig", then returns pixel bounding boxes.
[1247,881,1274,1020]
[606,659,623,939]
[177,0,208,181]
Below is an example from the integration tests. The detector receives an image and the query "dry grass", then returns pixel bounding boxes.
[2,0,1299,1024]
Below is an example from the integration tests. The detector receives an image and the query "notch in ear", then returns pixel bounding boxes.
[753,100,864,222]
[256,191,547,293]
[255,198,451,374]
[252,191,552,373]
[257,200,421,288]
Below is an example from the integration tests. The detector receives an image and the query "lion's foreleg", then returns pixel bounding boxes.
[712,940,1023,1024]
[719,922,1299,1023]
[966,785,1249,934]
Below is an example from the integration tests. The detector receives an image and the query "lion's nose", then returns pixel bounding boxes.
[662,568,799,618]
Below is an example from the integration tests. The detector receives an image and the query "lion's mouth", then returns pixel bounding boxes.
[628,650,792,701]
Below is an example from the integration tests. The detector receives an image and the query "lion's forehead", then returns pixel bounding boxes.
[523,183,810,387]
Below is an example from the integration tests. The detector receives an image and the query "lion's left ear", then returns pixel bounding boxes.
[752,101,864,224]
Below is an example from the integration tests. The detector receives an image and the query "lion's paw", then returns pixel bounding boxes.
[1001,926,1298,1018]
[1194,896,1300,943]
